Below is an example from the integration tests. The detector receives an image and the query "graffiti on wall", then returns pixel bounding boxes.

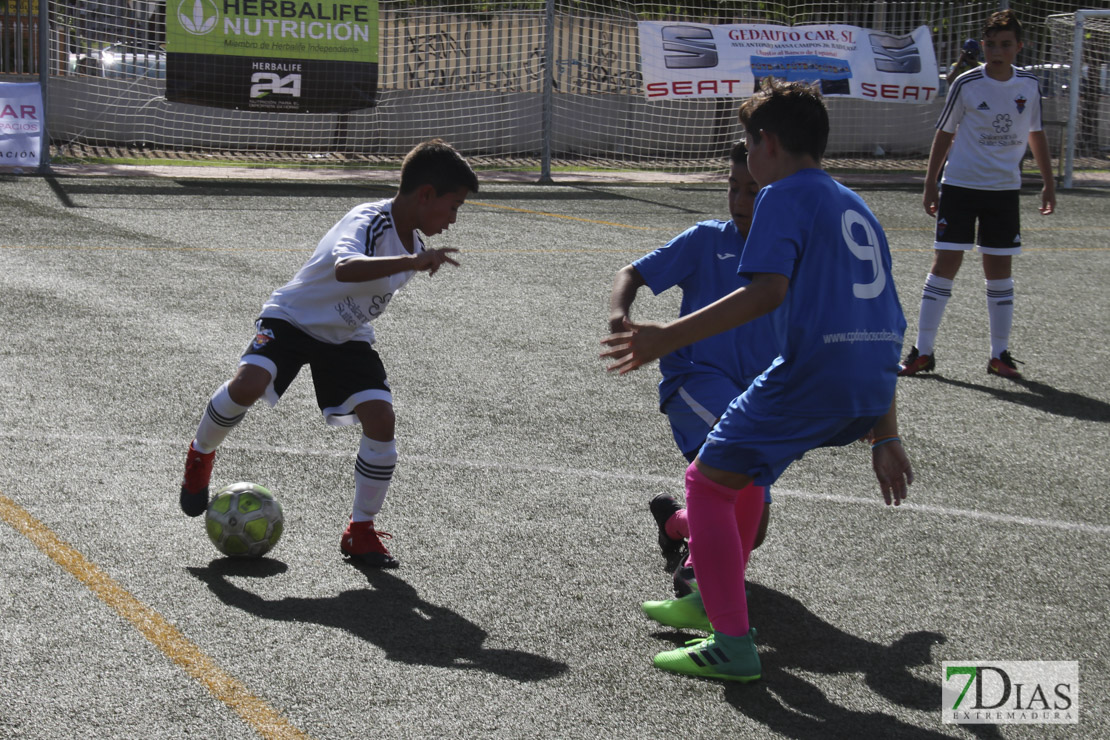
[390,15,640,95]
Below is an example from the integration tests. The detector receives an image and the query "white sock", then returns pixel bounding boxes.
[986,277,1015,359]
[914,274,954,355]
[193,382,249,454]
[352,436,397,522]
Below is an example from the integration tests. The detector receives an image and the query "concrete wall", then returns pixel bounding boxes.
[47,76,940,159]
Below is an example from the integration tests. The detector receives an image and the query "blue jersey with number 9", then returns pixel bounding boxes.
[737,169,906,418]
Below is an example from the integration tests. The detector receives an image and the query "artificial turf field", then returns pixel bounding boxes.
[0,171,1107,739]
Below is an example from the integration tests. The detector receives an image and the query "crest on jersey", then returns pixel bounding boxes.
[251,326,275,351]
[1015,95,1027,114]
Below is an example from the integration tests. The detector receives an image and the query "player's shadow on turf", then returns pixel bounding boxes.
[187,560,568,682]
[923,375,1110,423]
[656,583,1002,740]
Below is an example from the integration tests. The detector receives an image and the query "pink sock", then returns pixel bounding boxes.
[685,463,764,637]
[734,485,765,571]
[666,489,762,574]
[664,508,688,541]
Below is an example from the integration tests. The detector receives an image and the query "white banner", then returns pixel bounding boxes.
[0,82,44,168]
[639,22,939,104]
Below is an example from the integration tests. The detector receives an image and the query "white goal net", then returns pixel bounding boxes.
[11,0,1103,175]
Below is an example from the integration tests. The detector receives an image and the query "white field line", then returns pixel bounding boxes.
[13,433,1110,537]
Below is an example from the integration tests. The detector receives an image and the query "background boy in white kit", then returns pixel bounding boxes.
[179,139,479,568]
[900,9,1056,380]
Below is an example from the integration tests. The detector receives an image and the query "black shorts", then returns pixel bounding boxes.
[240,318,391,427]
[935,184,1022,255]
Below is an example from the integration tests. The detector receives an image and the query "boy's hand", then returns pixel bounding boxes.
[923,181,940,216]
[600,317,668,375]
[872,441,912,506]
[417,247,460,276]
[1040,185,1056,216]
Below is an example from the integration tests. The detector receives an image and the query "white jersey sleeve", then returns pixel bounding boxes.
[938,67,1044,191]
[259,199,423,345]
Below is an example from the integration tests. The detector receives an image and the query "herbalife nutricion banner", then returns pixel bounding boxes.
[166,0,378,112]
[639,22,939,104]
[0,82,44,168]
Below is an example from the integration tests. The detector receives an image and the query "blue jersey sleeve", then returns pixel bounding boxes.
[632,226,698,296]
[737,188,801,280]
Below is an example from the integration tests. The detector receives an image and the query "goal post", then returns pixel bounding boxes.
[1060,10,1110,189]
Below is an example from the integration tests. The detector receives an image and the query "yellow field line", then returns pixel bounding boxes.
[0,493,312,740]
[467,199,659,229]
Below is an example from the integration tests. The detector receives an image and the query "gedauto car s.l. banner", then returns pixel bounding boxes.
[166,0,378,112]
[639,22,939,104]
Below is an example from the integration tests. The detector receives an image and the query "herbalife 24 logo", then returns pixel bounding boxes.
[177,0,219,35]
[942,661,1078,724]
[251,73,302,99]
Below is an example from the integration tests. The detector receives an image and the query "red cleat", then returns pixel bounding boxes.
[180,442,215,517]
[898,347,935,376]
[341,520,399,568]
[988,350,1024,380]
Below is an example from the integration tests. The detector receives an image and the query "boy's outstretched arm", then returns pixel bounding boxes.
[869,397,913,506]
[335,248,460,282]
[601,272,787,374]
[608,264,647,334]
[1027,130,1057,215]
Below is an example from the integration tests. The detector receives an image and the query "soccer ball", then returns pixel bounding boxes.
[205,482,284,557]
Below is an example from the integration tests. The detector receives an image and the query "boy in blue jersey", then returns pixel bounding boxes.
[608,142,776,597]
[602,80,913,683]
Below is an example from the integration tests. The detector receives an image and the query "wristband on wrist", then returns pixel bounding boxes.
[871,435,901,450]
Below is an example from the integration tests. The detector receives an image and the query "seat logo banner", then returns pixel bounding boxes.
[0,82,43,168]
[166,0,378,112]
[639,22,939,104]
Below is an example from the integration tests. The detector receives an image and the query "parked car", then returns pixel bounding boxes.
[67,42,165,79]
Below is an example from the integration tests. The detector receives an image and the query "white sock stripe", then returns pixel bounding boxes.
[355,458,395,480]
[922,284,952,298]
[205,401,245,428]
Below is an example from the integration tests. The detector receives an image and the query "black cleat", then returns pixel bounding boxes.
[650,494,687,574]
[898,346,935,376]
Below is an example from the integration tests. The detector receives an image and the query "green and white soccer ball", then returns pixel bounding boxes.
[205,482,284,557]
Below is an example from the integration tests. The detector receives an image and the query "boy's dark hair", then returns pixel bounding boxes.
[738,79,829,163]
[729,141,748,165]
[983,9,1022,42]
[399,139,479,196]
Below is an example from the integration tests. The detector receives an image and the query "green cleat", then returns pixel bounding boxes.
[641,590,712,632]
[653,631,761,683]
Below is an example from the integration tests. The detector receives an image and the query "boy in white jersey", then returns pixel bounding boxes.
[608,142,776,598]
[179,139,478,568]
[601,80,912,683]
[900,10,1055,380]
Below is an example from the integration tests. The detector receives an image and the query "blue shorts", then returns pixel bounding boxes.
[662,375,773,503]
[661,374,744,460]
[698,398,878,488]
